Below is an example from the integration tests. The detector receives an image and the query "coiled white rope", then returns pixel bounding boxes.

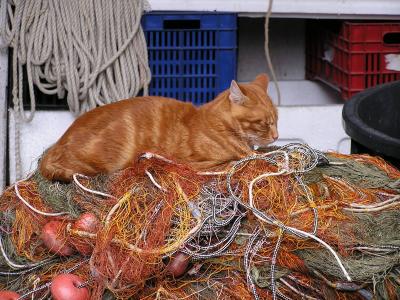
[1,0,152,179]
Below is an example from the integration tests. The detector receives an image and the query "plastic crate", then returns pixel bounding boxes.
[142,13,237,105]
[306,21,400,100]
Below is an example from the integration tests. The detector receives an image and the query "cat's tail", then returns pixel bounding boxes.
[39,147,74,182]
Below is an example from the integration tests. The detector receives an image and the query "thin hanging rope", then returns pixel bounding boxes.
[264,0,281,106]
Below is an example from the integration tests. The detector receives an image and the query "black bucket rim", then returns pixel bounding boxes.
[342,80,400,159]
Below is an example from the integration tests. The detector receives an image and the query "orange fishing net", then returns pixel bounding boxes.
[1,145,400,299]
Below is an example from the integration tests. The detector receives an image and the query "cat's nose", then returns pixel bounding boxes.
[272,133,279,141]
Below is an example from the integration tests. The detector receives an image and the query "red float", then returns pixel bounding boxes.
[50,274,90,300]
[73,213,100,232]
[0,291,20,300]
[41,221,75,256]
[165,252,190,278]
[71,213,100,255]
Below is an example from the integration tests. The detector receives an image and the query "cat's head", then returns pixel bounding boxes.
[229,74,278,150]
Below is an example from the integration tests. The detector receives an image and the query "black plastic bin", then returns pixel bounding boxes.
[342,80,400,168]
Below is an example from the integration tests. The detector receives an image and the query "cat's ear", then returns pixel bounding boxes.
[254,73,269,89]
[229,80,245,104]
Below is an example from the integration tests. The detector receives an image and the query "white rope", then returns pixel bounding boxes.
[2,0,152,179]
[145,169,167,192]
[349,194,400,209]
[228,146,353,282]
[73,173,117,199]
[14,172,67,216]
[247,179,352,281]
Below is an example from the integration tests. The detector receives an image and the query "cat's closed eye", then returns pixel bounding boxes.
[260,121,273,128]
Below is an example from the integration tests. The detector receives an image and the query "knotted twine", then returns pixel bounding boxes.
[0,0,152,179]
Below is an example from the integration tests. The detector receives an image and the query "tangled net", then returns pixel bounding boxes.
[1,143,400,299]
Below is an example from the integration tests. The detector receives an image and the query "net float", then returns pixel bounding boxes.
[50,274,90,300]
[0,291,20,300]
[71,212,100,255]
[41,221,75,256]
[165,252,190,278]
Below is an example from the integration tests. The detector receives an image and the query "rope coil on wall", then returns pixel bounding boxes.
[0,0,152,179]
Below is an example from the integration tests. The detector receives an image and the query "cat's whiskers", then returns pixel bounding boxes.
[244,132,275,151]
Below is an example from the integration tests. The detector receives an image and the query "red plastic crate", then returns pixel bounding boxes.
[306,21,400,100]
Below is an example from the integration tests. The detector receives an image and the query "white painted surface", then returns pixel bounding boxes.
[275,105,351,154]
[8,105,350,183]
[385,54,400,72]
[268,80,341,106]
[148,0,400,18]
[0,48,8,191]
[1,1,11,190]
[9,110,75,183]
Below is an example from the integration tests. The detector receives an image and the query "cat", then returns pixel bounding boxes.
[40,74,278,182]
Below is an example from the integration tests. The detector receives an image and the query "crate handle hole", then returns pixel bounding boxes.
[163,20,201,30]
[383,32,400,45]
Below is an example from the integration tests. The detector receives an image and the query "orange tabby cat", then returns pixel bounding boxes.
[40,74,278,182]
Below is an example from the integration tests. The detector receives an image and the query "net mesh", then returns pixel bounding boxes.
[1,144,400,299]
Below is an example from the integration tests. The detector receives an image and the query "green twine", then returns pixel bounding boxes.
[305,155,400,192]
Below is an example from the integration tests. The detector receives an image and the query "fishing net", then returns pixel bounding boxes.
[1,144,400,299]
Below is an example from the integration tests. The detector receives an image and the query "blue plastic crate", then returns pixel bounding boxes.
[142,13,237,105]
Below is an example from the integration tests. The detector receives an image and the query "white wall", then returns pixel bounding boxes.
[276,105,350,153]
[148,0,400,18]
[8,111,75,182]
[0,48,8,190]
